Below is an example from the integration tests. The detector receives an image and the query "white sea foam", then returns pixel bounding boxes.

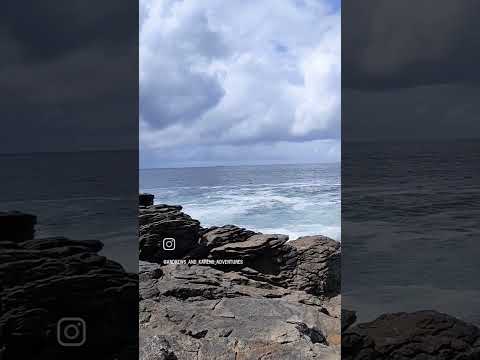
[152,184,340,241]
[144,165,340,244]
[254,225,341,241]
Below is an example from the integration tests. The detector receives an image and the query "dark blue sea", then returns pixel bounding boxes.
[140,163,341,241]
[343,140,480,325]
[0,151,138,272]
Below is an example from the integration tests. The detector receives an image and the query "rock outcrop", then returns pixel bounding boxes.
[139,204,201,262]
[0,212,138,359]
[139,193,155,207]
[139,196,341,359]
[0,211,36,241]
[342,310,480,359]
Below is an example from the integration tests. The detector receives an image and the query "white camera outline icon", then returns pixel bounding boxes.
[57,317,86,347]
[162,237,176,251]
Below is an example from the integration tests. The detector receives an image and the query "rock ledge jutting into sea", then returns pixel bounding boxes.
[139,195,341,359]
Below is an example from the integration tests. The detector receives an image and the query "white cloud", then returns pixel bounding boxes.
[140,0,340,166]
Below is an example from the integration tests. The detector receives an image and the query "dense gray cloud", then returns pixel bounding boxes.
[140,0,340,167]
[344,85,480,141]
[343,0,480,90]
[343,0,480,141]
[0,1,138,153]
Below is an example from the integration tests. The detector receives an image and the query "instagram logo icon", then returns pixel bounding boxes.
[57,317,86,347]
[162,237,176,251]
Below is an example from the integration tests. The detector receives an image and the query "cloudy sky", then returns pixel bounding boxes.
[139,0,340,168]
[343,0,480,141]
[0,1,138,154]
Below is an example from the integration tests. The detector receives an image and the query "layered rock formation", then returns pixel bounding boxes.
[139,197,341,359]
[0,212,138,359]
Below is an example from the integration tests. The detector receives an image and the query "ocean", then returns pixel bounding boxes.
[0,151,138,272]
[4,143,478,325]
[139,163,341,241]
[342,140,480,325]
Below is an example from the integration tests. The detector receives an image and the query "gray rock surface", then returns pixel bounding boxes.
[139,201,341,359]
[289,236,340,297]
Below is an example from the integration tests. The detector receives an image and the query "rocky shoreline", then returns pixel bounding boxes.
[139,194,341,359]
[3,194,480,359]
[140,194,480,359]
[0,211,138,359]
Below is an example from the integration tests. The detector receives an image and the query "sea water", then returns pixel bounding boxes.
[140,163,341,241]
[0,151,138,272]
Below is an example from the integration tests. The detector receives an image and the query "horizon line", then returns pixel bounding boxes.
[0,148,137,156]
[140,160,340,171]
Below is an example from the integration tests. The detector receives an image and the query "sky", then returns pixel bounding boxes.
[0,1,138,154]
[139,0,340,168]
[3,1,478,158]
[343,0,480,141]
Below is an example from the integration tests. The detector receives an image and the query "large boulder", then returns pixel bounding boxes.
[139,205,201,262]
[342,310,480,359]
[289,236,341,296]
[199,231,341,297]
